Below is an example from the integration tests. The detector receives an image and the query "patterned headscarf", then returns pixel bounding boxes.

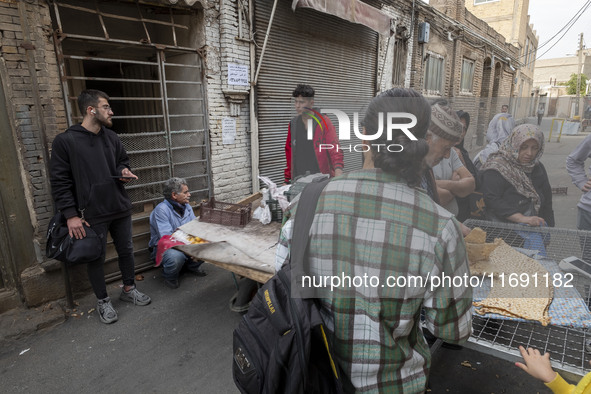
[481,124,545,213]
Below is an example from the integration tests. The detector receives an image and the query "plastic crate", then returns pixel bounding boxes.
[266,198,283,222]
[199,198,251,227]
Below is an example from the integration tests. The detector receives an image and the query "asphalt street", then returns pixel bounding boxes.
[0,122,588,394]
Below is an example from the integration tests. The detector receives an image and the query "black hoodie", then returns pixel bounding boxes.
[49,124,133,224]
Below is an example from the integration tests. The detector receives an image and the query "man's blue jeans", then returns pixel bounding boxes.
[161,248,203,281]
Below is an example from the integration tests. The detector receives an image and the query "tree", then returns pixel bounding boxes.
[566,73,588,95]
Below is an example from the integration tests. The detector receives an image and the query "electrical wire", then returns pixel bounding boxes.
[533,0,590,53]
[521,0,591,66]
[535,5,588,62]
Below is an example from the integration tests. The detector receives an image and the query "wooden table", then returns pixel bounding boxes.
[176,217,281,283]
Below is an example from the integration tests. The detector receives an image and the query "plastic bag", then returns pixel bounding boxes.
[253,201,272,225]
[258,176,290,211]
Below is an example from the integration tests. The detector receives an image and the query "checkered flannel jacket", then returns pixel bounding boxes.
[276,169,473,393]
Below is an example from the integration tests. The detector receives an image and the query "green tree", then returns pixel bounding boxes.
[566,73,588,95]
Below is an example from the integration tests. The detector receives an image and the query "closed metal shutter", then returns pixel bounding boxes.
[255,0,378,184]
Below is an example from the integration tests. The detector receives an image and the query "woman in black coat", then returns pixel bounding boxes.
[480,124,554,228]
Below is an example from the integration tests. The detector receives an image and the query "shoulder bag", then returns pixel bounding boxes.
[46,132,104,264]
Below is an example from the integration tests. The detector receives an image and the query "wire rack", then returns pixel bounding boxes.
[464,219,591,376]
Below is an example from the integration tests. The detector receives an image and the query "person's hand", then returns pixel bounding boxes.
[452,171,461,181]
[522,216,546,227]
[582,178,591,192]
[460,222,471,237]
[119,168,138,183]
[67,216,89,239]
[334,168,343,177]
[515,346,557,383]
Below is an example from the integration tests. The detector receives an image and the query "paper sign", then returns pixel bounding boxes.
[222,117,236,144]
[228,63,249,86]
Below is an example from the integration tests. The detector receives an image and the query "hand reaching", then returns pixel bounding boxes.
[515,346,556,384]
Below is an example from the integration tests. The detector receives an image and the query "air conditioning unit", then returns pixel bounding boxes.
[418,22,430,44]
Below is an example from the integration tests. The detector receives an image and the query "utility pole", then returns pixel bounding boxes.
[576,33,584,117]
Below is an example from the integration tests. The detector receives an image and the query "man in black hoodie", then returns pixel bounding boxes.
[50,89,151,324]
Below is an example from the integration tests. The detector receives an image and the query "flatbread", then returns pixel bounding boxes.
[465,227,487,244]
[466,238,502,262]
[469,238,553,326]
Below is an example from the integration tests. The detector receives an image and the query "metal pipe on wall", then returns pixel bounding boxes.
[253,0,278,85]
[249,0,260,193]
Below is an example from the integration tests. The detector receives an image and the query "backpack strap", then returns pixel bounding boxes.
[288,177,331,296]
[290,177,331,270]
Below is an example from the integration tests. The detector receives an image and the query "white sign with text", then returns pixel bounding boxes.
[228,63,249,86]
[222,117,237,144]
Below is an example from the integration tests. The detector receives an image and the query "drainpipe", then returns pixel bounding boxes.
[249,0,259,193]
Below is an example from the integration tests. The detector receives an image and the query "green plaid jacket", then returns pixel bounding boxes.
[276,169,473,393]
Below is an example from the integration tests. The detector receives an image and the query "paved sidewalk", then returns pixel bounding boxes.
[0,265,242,393]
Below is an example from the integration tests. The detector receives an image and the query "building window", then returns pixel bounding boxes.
[424,53,444,93]
[392,36,408,87]
[460,59,475,93]
[474,0,499,4]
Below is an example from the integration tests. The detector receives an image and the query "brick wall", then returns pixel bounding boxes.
[0,0,67,261]
[202,0,253,203]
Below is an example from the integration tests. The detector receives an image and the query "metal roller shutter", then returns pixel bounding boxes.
[255,0,378,184]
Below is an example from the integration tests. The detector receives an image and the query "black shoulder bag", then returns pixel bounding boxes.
[46,132,104,264]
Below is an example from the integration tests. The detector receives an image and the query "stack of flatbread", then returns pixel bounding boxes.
[465,228,553,326]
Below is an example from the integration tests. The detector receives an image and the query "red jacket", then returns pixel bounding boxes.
[284,116,344,183]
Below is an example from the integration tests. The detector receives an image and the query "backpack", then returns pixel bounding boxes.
[232,178,345,394]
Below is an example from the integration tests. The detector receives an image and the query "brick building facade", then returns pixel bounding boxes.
[0,0,518,312]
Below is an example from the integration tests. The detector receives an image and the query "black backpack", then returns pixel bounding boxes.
[232,178,346,394]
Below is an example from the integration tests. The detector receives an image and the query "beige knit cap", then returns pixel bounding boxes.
[429,103,463,143]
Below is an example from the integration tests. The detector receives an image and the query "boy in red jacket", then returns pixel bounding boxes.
[284,84,343,184]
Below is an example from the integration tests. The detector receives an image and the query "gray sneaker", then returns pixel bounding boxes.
[97,297,118,324]
[119,285,151,306]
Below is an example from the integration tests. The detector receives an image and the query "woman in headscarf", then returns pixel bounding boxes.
[473,111,516,169]
[480,124,554,227]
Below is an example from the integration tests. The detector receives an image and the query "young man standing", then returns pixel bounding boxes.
[284,84,343,184]
[50,89,151,324]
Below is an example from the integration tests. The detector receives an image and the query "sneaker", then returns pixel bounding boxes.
[97,297,118,324]
[119,285,151,306]
[164,278,180,289]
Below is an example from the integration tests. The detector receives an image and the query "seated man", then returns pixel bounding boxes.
[423,103,473,236]
[432,109,475,216]
[149,177,206,289]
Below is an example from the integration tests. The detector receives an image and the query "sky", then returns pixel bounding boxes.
[527,0,591,60]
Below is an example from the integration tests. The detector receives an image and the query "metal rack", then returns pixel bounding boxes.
[464,219,591,377]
